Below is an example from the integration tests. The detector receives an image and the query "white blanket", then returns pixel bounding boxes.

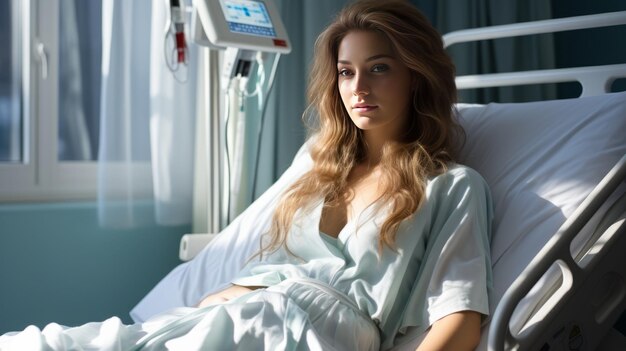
[0,278,379,351]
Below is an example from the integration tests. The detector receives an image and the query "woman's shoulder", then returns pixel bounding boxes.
[422,164,493,227]
[427,163,491,200]
[430,163,487,186]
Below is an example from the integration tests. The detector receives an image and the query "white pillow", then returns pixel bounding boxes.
[456,91,626,303]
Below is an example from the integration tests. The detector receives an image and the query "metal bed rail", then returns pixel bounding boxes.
[443,11,626,48]
[489,154,626,350]
[443,11,626,97]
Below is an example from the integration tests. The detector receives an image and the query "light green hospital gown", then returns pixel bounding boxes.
[0,164,492,351]
[232,164,493,349]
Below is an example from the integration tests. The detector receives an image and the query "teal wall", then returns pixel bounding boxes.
[0,201,187,334]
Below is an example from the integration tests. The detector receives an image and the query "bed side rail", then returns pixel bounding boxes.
[488,154,626,351]
[452,64,626,97]
[443,11,626,48]
[443,11,626,97]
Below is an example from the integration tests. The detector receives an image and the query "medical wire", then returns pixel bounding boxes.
[224,54,277,223]
[223,86,232,225]
[250,53,281,203]
[227,56,266,221]
[241,54,266,99]
[223,75,252,224]
[163,0,188,83]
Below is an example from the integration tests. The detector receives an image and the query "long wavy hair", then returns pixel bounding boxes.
[261,0,461,255]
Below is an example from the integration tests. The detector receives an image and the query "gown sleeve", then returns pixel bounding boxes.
[399,166,493,336]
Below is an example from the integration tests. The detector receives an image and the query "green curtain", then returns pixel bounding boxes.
[433,0,556,103]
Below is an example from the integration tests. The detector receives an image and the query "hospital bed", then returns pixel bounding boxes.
[131,10,626,351]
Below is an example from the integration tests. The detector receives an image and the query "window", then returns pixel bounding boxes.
[0,0,103,201]
[0,0,22,164]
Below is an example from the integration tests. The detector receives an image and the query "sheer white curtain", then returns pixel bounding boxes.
[98,0,197,228]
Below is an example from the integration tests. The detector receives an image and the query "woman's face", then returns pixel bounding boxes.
[337,30,413,140]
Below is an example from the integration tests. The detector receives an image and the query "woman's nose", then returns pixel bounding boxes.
[352,74,370,96]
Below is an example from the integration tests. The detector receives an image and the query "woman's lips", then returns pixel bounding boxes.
[352,104,378,112]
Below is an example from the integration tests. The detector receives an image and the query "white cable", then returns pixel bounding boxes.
[223,79,233,224]
[230,88,247,216]
[241,58,265,98]
[163,0,175,72]
[250,53,281,202]
[254,53,267,107]
[204,51,212,231]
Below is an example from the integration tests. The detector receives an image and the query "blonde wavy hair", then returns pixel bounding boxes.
[261,0,461,255]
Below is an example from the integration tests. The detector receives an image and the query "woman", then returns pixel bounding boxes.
[0,0,491,350]
[196,0,492,350]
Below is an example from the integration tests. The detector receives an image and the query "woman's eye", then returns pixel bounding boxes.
[338,69,352,76]
[372,64,389,72]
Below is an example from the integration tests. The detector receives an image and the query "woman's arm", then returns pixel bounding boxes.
[416,311,482,351]
[196,285,263,308]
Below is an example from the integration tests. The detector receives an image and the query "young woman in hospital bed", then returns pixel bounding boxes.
[0,1,492,350]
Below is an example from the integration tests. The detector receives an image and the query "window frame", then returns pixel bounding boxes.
[0,0,151,202]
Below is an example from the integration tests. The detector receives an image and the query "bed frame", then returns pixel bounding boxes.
[442,10,626,351]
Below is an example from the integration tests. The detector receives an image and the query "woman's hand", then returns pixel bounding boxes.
[416,311,482,351]
[196,285,262,308]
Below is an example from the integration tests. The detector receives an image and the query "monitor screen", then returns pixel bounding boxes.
[219,0,277,38]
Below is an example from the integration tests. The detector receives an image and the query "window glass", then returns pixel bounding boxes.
[0,0,23,163]
[58,0,102,161]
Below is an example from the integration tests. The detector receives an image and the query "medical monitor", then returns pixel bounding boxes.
[194,0,291,53]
